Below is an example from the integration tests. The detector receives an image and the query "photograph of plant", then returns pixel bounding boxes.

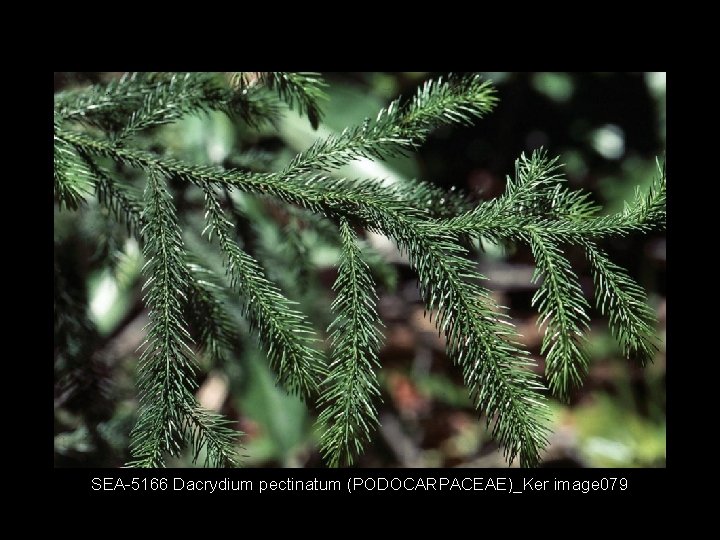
[54,72,666,468]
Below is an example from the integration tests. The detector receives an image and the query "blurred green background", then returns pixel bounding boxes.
[54,72,666,468]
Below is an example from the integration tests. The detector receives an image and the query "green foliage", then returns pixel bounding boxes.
[583,241,658,365]
[128,170,239,467]
[260,72,328,129]
[54,124,93,211]
[439,152,665,399]
[318,219,383,466]
[201,183,326,397]
[54,72,666,468]
[529,231,590,399]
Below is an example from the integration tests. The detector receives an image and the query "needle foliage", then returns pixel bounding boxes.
[54,72,666,468]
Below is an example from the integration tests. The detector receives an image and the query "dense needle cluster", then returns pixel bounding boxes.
[54,72,666,468]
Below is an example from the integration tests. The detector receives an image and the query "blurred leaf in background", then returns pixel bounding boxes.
[236,348,312,467]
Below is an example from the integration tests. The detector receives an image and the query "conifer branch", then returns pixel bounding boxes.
[114,73,227,141]
[528,231,590,400]
[185,260,239,367]
[201,184,327,397]
[56,72,280,135]
[260,72,328,129]
[318,218,383,467]
[280,74,496,179]
[435,151,662,398]
[127,170,238,467]
[77,150,144,235]
[365,207,550,467]
[55,72,164,126]
[85,164,243,370]
[437,152,666,243]
[57,128,471,223]
[54,124,93,210]
[583,241,658,365]
[183,407,241,467]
